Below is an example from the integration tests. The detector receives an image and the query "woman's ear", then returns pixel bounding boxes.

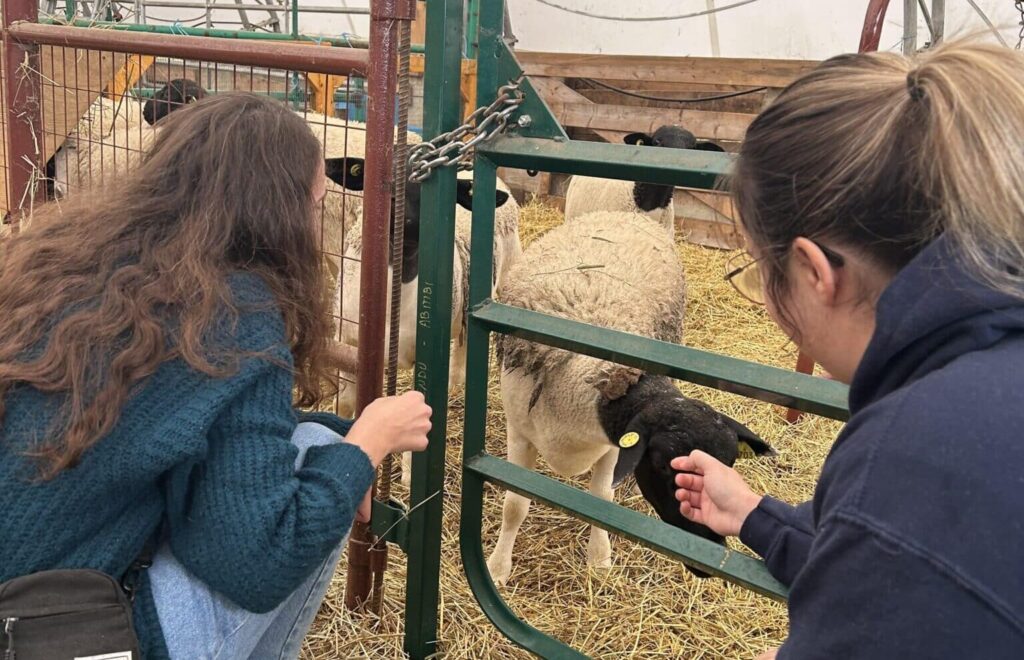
[791,237,840,307]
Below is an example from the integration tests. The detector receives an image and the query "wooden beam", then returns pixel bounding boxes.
[549,100,753,143]
[529,77,620,143]
[515,51,818,88]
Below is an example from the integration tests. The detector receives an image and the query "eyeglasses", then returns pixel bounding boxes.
[725,241,845,305]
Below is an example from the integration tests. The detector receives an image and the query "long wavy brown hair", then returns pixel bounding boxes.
[0,92,334,478]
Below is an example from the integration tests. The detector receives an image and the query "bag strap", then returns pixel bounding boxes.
[120,535,156,603]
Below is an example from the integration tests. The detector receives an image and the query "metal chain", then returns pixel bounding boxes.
[407,76,525,182]
[1017,0,1024,49]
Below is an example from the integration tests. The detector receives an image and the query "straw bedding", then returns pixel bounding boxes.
[301,200,843,659]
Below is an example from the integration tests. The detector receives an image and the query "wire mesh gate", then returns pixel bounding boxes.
[401,0,852,657]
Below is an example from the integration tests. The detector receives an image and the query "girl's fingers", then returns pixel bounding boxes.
[675,472,704,491]
[670,455,697,472]
[675,487,702,508]
[679,500,703,523]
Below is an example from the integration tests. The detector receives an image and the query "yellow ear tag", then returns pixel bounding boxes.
[350,163,362,177]
[737,441,756,459]
[618,432,640,449]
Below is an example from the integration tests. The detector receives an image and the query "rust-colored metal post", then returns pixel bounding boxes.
[344,0,416,612]
[7,23,370,77]
[785,351,818,423]
[3,0,45,229]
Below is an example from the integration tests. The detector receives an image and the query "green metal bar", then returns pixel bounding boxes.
[64,0,75,22]
[459,4,590,654]
[494,40,568,141]
[470,454,789,600]
[290,0,299,40]
[403,0,464,657]
[473,301,850,421]
[39,18,427,52]
[480,135,731,190]
[464,0,480,59]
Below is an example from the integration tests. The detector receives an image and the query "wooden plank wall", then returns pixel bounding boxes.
[501,51,819,249]
[1,46,125,219]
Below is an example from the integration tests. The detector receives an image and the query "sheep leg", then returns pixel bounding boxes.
[337,375,357,419]
[447,336,468,391]
[587,449,617,569]
[486,430,538,586]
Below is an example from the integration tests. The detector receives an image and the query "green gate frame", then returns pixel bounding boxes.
[396,1,850,658]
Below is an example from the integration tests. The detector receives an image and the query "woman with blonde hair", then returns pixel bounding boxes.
[675,40,1024,658]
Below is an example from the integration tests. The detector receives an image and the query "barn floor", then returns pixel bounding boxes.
[301,201,842,659]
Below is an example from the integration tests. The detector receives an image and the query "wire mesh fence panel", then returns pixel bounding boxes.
[17,45,369,413]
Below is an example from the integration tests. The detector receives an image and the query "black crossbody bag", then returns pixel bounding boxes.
[0,542,153,660]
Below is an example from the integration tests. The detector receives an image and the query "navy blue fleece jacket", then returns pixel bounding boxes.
[0,273,374,659]
[739,236,1024,658]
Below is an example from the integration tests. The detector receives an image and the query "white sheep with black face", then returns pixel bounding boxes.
[487,209,773,586]
[563,125,724,235]
[328,165,521,486]
[49,79,208,199]
[48,95,149,199]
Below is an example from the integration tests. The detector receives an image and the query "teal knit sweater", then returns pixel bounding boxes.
[0,273,375,659]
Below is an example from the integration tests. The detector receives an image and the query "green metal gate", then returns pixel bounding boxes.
[397,1,850,657]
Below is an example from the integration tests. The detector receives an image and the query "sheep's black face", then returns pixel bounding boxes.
[144,79,208,126]
[602,378,775,576]
[650,125,698,149]
[623,125,726,152]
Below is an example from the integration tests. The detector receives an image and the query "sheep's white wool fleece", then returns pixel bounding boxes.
[497,211,685,402]
[563,176,675,235]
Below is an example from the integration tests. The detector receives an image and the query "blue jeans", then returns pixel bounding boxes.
[149,422,350,660]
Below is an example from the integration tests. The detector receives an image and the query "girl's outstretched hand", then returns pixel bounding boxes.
[345,391,432,522]
[672,450,762,537]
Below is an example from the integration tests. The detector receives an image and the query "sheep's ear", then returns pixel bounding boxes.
[693,141,726,153]
[455,180,510,210]
[612,430,648,488]
[623,132,653,146]
[720,413,776,459]
[324,157,365,191]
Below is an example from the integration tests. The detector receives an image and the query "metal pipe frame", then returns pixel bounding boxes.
[134,1,370,13]
[344,0,415,612]
[3,0,45,229]
[38,17,427,52]
[8,21,369,75]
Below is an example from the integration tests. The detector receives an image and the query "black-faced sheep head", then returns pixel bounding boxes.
[601,379,775,576]
[143,79,208,126]
[623,124,725,153]
[324,156,511,283]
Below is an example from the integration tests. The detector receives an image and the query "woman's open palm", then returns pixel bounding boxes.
[672,450,763,538]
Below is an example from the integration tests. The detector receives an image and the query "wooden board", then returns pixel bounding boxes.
[1,46,124,217]
[39,48,127,160]
[515,51,818,88]
[549,100,754,142]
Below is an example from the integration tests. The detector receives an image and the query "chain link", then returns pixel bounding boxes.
[1017,0,1024,50]
[408,77,525,182]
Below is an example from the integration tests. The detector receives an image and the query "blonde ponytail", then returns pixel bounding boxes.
[733,38,1024,316]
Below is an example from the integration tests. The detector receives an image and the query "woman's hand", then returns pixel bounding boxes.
[344,391,432,523]
[344,391,432,467]
[672,450,763,537]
